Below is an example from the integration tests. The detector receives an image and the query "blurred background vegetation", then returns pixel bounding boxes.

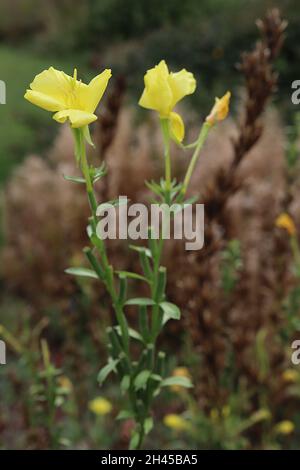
[2,0,300,450]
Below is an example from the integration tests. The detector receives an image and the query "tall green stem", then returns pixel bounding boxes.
[160,118,171,203]
[181,121,211,196]
[77,128,130,354]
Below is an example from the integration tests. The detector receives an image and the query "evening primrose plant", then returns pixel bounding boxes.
[25,62,230,449]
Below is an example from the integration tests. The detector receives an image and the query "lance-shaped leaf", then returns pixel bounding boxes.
[116,409,135,421]
[116,271,149,284]
[161,376,193,388]
[97,358,120,385]
[126,298,155,307]
[63,174,86,184]
[114,326,144,343]
[129,245,152,258]
[134,370,151,390]
[64,267,98,280]
[160,301,181,325]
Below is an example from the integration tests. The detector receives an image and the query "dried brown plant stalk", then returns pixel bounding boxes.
[167,9,288,411]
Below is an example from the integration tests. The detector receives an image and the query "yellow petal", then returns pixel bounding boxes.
[53,109,97,128]
[206,91,231,125]
[24,90,65,112]
[139,60,172,116]
[170,111,185,142]
[168,69,196,109]
[275,213,296,236]
[80,69,112,113]
[29,66,71,108]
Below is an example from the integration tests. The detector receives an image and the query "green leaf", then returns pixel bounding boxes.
[86,225,93,238]
[129,431,139,450]
[150,373,162,383]
[144,417,154,435]
[83,125,95,147]
[65,267,98,280]
[160,301,181,325]
[91,163,107,183]
[183,195,199,205]
[63,174,86,184]
[120,375,130,393]
[116,409,135,421]
[117,271,149,283]
[126,298,155,307]
[129,245,152,258]
[114,326,144,343]
[134,370,151,390]
[97,358,120,385]
[96,198,129,216]
[161,376,193,388]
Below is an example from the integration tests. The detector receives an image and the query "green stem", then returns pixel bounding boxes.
[136,421,145,450]
[181,121,211,196]
[77,128,130,354]
[160,118,171,203]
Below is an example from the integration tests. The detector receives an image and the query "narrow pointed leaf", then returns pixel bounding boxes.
[160,301,181,325]
[63,174,86,184]
[126,298,155,307]
[97,358,120,385]
[161,376,193,388]
[65,267,98,279]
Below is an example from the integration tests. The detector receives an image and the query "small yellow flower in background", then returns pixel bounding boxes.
[89,396,112,416]
[275,213,296,236]
[210,408,219,422]
[282,369,299,383]
[274,420,295,435]
[206,91,231,126]
[139,60,196,142]
[163,413,190,432]
[170,366,191,393]
[25,67,111,128]
[58,376,73,392]
[221,406,230,418]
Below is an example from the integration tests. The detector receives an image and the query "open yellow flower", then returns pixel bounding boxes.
[282,369,299,383]
[274,420,295,435]
[139,60,196,142]
[163,414,190,432]
[24,67,112,128]
[206,91,231,125]
[275,213,296,236]
[88,396,112,416]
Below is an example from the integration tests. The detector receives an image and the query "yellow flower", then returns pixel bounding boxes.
[25,67,111,128]
[163,414,190,432]
[57,376,73,392]
[282,369,299,383]
[274,420,295,435]
[139,60,196,142]
[210,408,219,422]
[275,213,296,236]
[206,91,231,125]
[221,406,230,418]
[170,367,191,393]
[88,397,112,416]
